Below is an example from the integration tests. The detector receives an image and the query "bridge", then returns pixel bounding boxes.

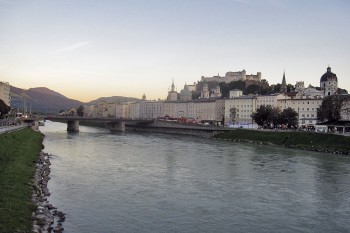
[44,116,155,132]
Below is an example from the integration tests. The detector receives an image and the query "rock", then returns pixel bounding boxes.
[35,209,43,215]
[53,225,64,233]
[32,224,41,233]
[32,152,65,233]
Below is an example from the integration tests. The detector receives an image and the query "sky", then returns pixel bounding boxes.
[0,0,349,102]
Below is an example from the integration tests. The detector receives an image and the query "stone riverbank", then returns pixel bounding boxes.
[32,151,66,233]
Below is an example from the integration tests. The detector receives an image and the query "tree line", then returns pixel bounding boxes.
[317,95,350,123]
[251,105,298,129]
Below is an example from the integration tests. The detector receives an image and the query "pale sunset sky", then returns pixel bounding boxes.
[0,0,349,102]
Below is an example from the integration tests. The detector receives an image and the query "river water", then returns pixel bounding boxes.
[41,121,350,233]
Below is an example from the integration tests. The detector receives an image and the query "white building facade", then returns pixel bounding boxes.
[140,101,164,119]
[256,94,286,109]
[224,95,257,125]
[0,81,10,106]
[277,98,323,127]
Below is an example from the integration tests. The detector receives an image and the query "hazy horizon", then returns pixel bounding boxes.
[1,0,349,102]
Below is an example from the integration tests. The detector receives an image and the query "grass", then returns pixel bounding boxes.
[215,129,350,153]
[0,128,44,233]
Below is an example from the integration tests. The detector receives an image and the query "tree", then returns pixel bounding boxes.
[229,107,237,123]
[191,91,201,100]
[219,81,245,98]
[287,84,295,92]
[271,83,281,93]
[245,84,261,95]
[338,88,348,95]
[279,107,298,128]
[252,105,280,128]
[0,99,10,117]
[267,106,280,127]
[317,95,348,123]
[77,105,84,117]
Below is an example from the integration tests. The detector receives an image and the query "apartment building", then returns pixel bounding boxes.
[224,95,256,125]
[277,97,323,127]
[140,101,164,119]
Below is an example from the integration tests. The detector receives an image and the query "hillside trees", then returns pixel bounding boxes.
[245,84,261,95]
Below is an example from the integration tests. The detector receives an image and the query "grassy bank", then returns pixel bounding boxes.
[215,129,350,154]
[0,128,44,232]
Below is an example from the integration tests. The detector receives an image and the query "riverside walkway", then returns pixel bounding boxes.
[150,120,234,131]
[126,120,235,137]
[0,124,28,134]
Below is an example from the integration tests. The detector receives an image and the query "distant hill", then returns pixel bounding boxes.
[86,96,140,105]
[10,86,83,114]
[10,86,141,114]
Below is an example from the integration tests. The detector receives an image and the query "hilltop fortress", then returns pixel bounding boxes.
[201,69,261,83]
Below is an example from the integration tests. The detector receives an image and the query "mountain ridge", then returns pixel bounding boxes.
[86,96,140,105]
[10,86,140,114]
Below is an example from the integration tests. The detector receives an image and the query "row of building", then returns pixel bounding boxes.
[83,91,322,127]
[1,66,344,128]
[83,67,342,128]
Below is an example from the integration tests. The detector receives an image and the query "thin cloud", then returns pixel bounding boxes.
[56,41,91,53]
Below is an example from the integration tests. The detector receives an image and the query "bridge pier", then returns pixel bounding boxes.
[110,122,125,132]
[67,120,79,132]
[31,121,39,131]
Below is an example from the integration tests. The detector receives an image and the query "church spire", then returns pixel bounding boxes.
[171,79,175,92]
[281,70,287,94]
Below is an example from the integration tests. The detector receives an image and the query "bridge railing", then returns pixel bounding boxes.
[44,115,155,122]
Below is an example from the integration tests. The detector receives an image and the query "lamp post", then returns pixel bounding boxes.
[298,107,300,129]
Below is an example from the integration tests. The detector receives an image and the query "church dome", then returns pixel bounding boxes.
[180,84,192,96]
[320,67,337,82]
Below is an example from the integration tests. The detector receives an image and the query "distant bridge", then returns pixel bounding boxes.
[44,116,155,132]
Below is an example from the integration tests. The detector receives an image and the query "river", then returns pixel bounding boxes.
[41,121,350,232]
